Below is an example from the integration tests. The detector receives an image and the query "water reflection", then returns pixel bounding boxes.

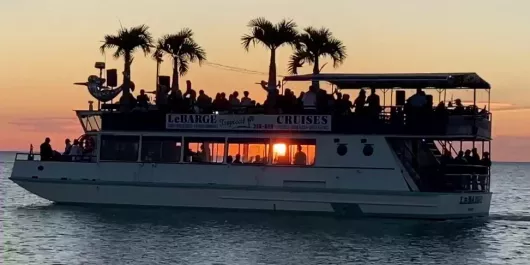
[9,204,496,264]
[3,161,530,264]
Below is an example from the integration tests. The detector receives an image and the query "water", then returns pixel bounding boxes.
[1,151,529,265]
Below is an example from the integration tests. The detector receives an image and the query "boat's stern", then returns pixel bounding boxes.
[435,192,492,219]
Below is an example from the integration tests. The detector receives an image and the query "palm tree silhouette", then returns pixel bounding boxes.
[100,25,153,106]
[154,28,206,92]
[241,17,298,94]
[288,27,347,89]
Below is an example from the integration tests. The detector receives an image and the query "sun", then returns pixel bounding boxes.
[273,143,286,156]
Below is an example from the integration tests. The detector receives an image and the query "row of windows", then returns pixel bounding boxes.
[100,135,316,166]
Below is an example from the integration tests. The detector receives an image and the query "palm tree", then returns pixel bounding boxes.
[287,27,347,88]
[241,17,298,93]
[100,25,153,103]
[155,28,206,92]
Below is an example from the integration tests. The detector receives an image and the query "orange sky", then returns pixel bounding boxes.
[1,0,530,161]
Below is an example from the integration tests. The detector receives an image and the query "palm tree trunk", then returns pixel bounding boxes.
[171,57,180,92]
[155,59,160,103]
[123,53,132,95]
[312,55,320,90]
[267,48,277,92]
[119,53,134,111]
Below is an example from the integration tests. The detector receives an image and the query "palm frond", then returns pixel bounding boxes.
[180,39,206,64]
[157,28,206,76]
[178,57,190,76]
[324,38,347,68]
[100,24,154,59]
[273,19,298,48]
[290,26,347,73]
[288,50,312,75]
[152,49,164,62]
[242,17,297,50]
[241,17,273,50]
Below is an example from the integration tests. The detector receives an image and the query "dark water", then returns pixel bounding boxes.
[1,151,529,265]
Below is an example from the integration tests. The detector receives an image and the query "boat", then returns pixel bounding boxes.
[9,72,493,219]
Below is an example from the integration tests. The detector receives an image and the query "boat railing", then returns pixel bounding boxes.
[14,152,97,163]
[443,173,490,192]
[440,164,490,192]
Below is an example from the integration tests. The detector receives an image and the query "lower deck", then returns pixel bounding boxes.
[11,132,492,219]
[16,132,490,193]
[10,177,491,219]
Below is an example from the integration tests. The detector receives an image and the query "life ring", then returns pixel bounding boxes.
[79,135,96,153]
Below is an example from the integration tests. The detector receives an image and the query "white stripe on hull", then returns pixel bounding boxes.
[13,180,491,219]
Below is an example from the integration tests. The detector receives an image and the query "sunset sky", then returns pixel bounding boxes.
[1,0,529,161]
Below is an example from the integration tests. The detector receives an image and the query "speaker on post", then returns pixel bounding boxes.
[395,90,406,106]
[158,75,170,88]
[106,69,118,87]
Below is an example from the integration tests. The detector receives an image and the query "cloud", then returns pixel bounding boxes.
[8,116,80,132]
[490,105,530,112]
[458,101,530,112]
[434,99,530,112]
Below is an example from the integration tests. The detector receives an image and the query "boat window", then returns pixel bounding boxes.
[271,138,316,166]
[227,138,270,164]
[141,136,182,163]
[79,114,101,132]
[183,137,225,164]
[100,135,140,162]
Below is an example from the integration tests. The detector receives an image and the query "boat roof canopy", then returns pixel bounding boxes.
[282,73,491,89]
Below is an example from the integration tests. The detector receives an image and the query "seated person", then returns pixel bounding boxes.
[136,89,150,109]
[233,154,242,164]
[293,145,307,165]
[40,137,53,161]
[481,152,492,167]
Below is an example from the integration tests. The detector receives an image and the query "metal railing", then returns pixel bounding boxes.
[15,153,96,163]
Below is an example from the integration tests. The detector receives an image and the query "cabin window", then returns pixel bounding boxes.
[271,139,316,166]
[183,137,225,164]
[141,136,182,163]
[227,138,270,164]
[100,135,139,162]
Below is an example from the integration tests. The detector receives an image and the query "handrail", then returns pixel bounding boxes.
[392,141,422,184]
[15,152,96,162]
[443,164,489,168]
[438,140,459,157]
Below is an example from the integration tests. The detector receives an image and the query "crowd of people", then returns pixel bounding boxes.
[440,147,491,167]
[126,80,488,126]
[38,137,94,161]
[130,79,385,116]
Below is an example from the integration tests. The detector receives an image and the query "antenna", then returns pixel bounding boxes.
[117,17,124,29]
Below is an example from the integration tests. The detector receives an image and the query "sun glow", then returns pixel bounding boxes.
[273,143,286,156]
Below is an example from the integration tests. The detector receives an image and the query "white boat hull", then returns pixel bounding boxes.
[11,178,491,219]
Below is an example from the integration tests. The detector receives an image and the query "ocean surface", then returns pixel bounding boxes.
[1,151,529,265]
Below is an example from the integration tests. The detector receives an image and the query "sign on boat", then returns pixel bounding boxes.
[166,114,332,131]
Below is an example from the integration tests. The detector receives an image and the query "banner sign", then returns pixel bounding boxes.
[166,114,332,131]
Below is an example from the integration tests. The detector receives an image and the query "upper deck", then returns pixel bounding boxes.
[77,72,492,140]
